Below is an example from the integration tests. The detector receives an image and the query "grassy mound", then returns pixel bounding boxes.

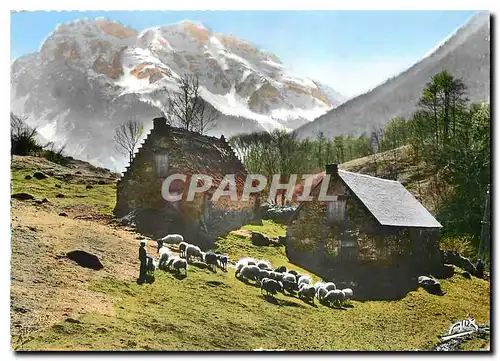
[11,156,116,215]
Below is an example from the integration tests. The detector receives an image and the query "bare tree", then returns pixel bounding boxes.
[159,74,218,134]
[114,118,144,165]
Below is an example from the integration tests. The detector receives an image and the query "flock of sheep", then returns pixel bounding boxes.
[148,234,229,276]
[147,234,354,308]
[235,257,353,308]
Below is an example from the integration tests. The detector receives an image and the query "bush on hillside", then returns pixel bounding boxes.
[10,113,41,156]
[11,112,69,166]
[440,235,476,259]
[42,142,69,166]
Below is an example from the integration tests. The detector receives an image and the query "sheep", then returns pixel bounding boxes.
[204,252,219,272]
[313,281,326,293]
[159,233,184,244]
[323,282,337,291]
[236,257,258,273]
[316,286,329,302]
[323,289,345,308]
[178,241,188,258]
[216,254,229,270]
[341,288,354,301]
[237,265,261,282]
[165,256,179,271]
[256,260,272,270]
[288,270,299,277]
[282,273,297,283]
[274,265,287,273]
[298,285,316,304]
[185,244,203,263]
[145,256,157,277]
[281,279,299,295]
[273,272,285,282]
[297,275,312,288]
[266,271,280,281]
[260,278,283,297]
[170,258,188,275]
[158,246,173,269]
[257,269,271,281]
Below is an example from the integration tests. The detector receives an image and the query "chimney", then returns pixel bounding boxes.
[220,134,225,142]
[325,163,338,175]
[153,117,169,132]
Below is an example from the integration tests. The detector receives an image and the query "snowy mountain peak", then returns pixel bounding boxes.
[11,17,346,170]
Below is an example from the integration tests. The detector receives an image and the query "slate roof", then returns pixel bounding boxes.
[337,170,442,228]
[290,169,442,228]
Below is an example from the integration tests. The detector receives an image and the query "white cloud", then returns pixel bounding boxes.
[288,56,418,99]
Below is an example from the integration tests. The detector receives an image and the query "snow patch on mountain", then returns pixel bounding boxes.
[11,17,346,170]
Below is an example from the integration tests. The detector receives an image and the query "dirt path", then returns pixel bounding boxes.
[10,200,160,344]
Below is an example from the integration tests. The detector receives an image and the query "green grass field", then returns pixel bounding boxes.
[11,166,116,215]
[10,157,490,351]
[15,221,490,351]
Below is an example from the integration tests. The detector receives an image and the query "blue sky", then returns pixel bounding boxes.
[11,10,478,97]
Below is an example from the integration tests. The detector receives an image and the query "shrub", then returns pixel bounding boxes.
[10,113,42,156]
[43,142,69,166]
[440,235,476,258]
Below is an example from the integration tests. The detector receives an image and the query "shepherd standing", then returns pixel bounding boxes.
[138,241,147,284]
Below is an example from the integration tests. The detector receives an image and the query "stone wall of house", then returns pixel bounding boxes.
[115,117,258,248]
[286,171,441,277]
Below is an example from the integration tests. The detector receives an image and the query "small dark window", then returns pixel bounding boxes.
[153,150,169,177]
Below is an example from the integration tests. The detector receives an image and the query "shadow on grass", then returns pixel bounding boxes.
[262,295,306,308]
[206,280,225,287]
[137,275,156,285]
[236,277,260,288]
[171,272,188,280]
[319,301,350,310]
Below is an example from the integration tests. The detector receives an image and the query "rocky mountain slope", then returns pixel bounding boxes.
[295,11,490,140]
[11,18,345,171]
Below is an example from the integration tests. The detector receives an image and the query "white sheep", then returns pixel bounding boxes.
[165,256,179,270]
[170,258,188,275]
[298,284,316,304]
[237,265,261,282]
[158,246,173,269]
[235,257,258,273]
[341,288,354,302]
[257,269,271,281]
[256,260,272,270]
[324,289,345,308]
[159,234,184,244]
[204,252,219,272]
[216,254,229,270]
[316,286,329,302]
[282,273,297,283]
[273,272,285,282]
[297,275,312,287]
[178,241,189,258]
[281,273,299,294]
[185,244,203,262]
[323,282,337,291]
[313,281,326,292]
[260,278,283,296]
